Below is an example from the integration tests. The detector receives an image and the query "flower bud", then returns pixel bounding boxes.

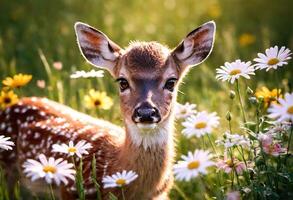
[226,111,232,121]
[229,90,236,99]
[246,87,254,95]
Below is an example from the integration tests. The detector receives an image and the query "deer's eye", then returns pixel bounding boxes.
[164,78,177,92]
[116,78,130,92]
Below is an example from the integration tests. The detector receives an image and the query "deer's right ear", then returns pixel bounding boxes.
[74,22,122,75]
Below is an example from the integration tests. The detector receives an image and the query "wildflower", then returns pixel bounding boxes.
[175,102,197,120]
[102,170,138,188]
[70,69,104,79]
[258,133,273,146]
[173,150,214,181]
[216,154,246,174]
[23,154,75,185]
[2,73,32,89]
[268,92,293,122]
[216,132,250,148]
[52,140,92,158]
[84,89,113,110]
[0,90,19,109]
[216,60,255,84]
[53,62,63,70]
[263,143,286,156]
[239,33,255,47]
[36,80,46,89]
[0,135,14,150]
[182,111,219,138]
[255,86,281,107]
[266,122,291,136]
[254,46,292,71]
[226,190,241,200]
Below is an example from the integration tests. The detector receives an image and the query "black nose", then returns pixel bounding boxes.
[132,104,161,123]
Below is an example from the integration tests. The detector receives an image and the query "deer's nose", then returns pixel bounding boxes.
[132,105,161,123]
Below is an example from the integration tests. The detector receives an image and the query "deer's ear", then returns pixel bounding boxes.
[74,22,122,75]
[172,21,215,71]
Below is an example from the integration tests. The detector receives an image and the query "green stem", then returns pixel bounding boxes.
[228,148,234,189]
[274,71,281,98]
[202,136,206,149]
[71,156,76,169]
[172,183,190,200]
[121,187,126,200]
[49,184,55,200]
[235,80,247,124]
[287,124,293,156]
[207,134,218,157]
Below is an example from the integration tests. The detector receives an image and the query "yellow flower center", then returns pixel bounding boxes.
[115,178,126,186]
[94,100,101,106]
[229,69,241,75]
[226,159,234,167]
[3,97,11,104]
[287,106,293,114]
[267,58,279,65]
[195,122,207,129]
[68,147,77,153]
[188,160,200,169]
[43,165,57,174]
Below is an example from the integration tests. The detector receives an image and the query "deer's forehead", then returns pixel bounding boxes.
[117,43,179,79]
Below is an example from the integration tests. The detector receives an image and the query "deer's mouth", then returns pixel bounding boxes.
[136,122,158,130]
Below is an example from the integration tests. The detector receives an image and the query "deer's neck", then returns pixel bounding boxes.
[117,116,175,195]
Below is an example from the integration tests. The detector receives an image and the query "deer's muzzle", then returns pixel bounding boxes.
[132,103,161,124]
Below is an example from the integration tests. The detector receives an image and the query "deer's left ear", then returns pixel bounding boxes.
[172,21,215,71]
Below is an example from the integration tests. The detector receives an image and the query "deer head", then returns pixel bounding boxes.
[75,21,215,149]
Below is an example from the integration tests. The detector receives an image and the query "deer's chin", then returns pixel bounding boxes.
[136,123,158,131]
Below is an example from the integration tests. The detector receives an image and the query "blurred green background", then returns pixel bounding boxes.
[0,0,292,199]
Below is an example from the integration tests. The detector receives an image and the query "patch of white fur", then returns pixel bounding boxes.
[126,117,173,150]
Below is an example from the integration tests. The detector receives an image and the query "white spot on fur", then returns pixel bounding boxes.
[7,127,12,133]
[34,132,40,139]
[0,123,6,130]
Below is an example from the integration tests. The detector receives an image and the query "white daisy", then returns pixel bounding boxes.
[254,46,292,71]
[182,111,219,138]
[0,135,14,150]
[23,154,75,185]
[216,59,255,84]
[70,69,104,79]
[268,92,293,122]
[216,132,250,148]
[173,150,214,181]
[102,170,138,188]
[175,102,197,120]
[52,140,92,158]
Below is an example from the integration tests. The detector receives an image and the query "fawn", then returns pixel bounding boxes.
[0,21,215,199]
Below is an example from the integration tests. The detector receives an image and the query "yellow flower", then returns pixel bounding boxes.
[2,74,32,89]
[255,86,282,108]
[84,89,113,110]
[208,3,221,18]
[0,90,19,109]
[239,33,256,47]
